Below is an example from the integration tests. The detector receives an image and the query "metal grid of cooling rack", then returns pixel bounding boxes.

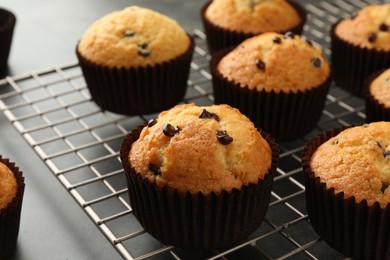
[0,0,388,259]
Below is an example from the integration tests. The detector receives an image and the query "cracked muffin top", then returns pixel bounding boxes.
[129,103,272,195]
[0,162,17,209]
[77,6,190,68]
[204,0,301,34]
[310,122,390,208]
[335,4,390,51]
[217,32,330,92]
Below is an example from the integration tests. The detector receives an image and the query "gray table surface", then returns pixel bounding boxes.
[0,0,315,259]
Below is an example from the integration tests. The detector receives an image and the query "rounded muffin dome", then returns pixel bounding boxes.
[217,32,330,92]
[129,103,272,195]
[335,4,390,51]
[77,6,190,68]
[310,122,390,208]
[205,0,301,34]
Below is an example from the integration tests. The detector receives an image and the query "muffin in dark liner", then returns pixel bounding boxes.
[364,69,390,122]
[210,49,331,142]
[302,127,390,260]
[76,36,194,116]
[200,0,307,54]
[120,124,279,249]
[0,156,25,259]
[331,22,390,97]
[0,8,16,71]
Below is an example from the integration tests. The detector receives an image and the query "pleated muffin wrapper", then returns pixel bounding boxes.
[364,69,390,123]
[120,124,279,249]
[0,156,25,259]
[331,21,390,97]
[76,36,194,116]
[0,8,16,71]
[302,127,390,260]
[210,49,331,142]
[200,0,307,54]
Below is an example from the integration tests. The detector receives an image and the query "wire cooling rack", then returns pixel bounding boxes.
[0,0,388,259]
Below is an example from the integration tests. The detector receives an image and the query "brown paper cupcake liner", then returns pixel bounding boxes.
[331,22,390,97]
[200,0,307,54]
[302,127,390,260]
[364,69,390,123]
[210,49,331,142]
[120,124,279,249]
[76,36,194,116]
[0,8,16,71]
[0,156,25,259]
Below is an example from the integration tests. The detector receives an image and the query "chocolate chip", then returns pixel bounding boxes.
[368,32,377,43]
[272,36,282,44]
[379,23,389,32]
[284,32,294,39]
[148,118,157,127]
[163,123,180,137]
[199,109,220,121]
[216,130,233,145]
[332,139,339,145]
[138,43,150,57]
[255,59,266,70]
[123,30,135,37]
[384,150,390,158]
[350,12,358,20]
[148,163,161,176]
[381,183,388,193]
[311,57,322,68]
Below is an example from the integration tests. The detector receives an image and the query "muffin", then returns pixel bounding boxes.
[331,4,390,96]
[365,68,390,122]
[0,156,25,259]
[76,6,194,115]
[302,122,390,260]
[120,103,279,248]
[201,0,306,54]
[0,8,16,71]
[211,32,331,141]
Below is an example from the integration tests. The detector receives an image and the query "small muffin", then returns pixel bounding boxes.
[76,6,194,115]
[365,68,390,122]
[302,122,390,259]
[331,4,390,96]
[211,32,331,141]
[201,0,306,54]
[0,8,16,71]
[120,103,279,248]
[0,156,25,259]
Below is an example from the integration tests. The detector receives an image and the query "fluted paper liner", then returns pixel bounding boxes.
[200,0,307,54]
[120,124,279,249]
[0,156,25,259]
[210,49,331,142]
[76,36,194,116]
[302,128,390,260]
[0,8,16,71]
[364,69,390,122]
[331,21,390,97]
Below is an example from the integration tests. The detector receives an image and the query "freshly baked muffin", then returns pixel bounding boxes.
[201,0,306,54]
[0,8,16,71]
[331,4,390,96]
[302,122,390,260]
[76,6,194,115]
[120,103,279,248]
[0,156,25,259]
[365,68,390,122]
[211,32,331,141]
